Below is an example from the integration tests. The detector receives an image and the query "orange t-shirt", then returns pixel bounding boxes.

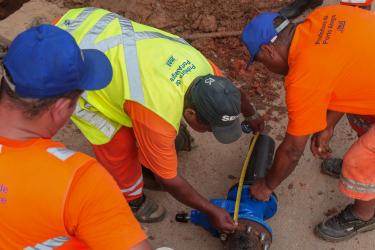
[286,5,375,136]
[0,137,146,249]
[124,61,223,179]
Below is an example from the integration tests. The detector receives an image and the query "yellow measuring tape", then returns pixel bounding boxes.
[233,132,260,223]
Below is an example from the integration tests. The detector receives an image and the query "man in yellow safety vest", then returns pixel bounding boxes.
[55,8,264,232]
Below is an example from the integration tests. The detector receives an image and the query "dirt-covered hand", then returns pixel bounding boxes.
[245,117,265,133]
[207,205,237,234]
[310,127,333,159]
[250,178,273,201]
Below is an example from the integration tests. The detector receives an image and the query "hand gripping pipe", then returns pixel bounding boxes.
[176,134,277,250]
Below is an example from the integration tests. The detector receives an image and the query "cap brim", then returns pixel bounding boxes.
[79,49,113,91]
[212,118,242,144]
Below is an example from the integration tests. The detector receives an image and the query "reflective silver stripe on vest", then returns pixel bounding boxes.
[340,175,375,193]
[64,8,96,33]
[24,236,70,250]
[68,8,191,104]
[74,105,117,138]
[79,13,116,50]
[118,16,144,104]
[134,31,189,45]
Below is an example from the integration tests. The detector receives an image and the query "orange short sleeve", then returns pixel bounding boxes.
[207,59,224,77]
[286,82,329,136]
[64,162,147,249]
[52,17,61,25]
[124,101,178,179]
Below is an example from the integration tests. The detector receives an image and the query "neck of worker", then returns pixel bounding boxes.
[183,82,194,111]
[0,94,53,141]
[282,23,297,65]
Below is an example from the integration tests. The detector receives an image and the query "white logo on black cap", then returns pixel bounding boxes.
[205,77,215,85]
[222,115,239,122]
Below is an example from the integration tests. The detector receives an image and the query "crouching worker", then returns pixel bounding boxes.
[54,7,264,232]
[0,24,150,250]
[243,5,375,242]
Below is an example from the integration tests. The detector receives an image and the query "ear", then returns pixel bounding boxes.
[183,108,197,124]
[49,98,76,126]
[258,44,277,60]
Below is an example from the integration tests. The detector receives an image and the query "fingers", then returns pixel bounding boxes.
[247,119,265,133]
[222,217,237,233]
[317,146,332,159]
[253,195,269,202]
[223,224,237,233]
[310,135,319,156]
[311,133,332,159]
[250,188,268,201]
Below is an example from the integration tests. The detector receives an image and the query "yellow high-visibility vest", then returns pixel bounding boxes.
[56,8,214,145]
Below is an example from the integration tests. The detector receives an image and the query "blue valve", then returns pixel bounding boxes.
[188,185,278,237]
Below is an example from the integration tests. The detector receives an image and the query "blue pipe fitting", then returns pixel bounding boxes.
[190,185,277,237]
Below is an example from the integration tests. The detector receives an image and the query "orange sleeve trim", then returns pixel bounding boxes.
[52,17,61,26]
[124,101,178,180]
[207,59,224,77]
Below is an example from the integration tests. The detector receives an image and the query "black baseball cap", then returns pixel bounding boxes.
[191,75,242,144]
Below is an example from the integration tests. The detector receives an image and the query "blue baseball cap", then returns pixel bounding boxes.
[3,24,112,98]
[242,12,289,63]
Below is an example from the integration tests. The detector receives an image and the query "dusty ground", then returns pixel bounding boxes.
[1,0,375,249]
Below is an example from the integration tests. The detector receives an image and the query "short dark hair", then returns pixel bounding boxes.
[0,77,82,119]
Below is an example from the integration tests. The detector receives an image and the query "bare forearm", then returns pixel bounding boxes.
[157,175,213,213]
[266,144,302,189]
[240,88,256,117]
[265,134,309,190]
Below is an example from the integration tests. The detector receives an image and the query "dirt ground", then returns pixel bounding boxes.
[1,0,375,249]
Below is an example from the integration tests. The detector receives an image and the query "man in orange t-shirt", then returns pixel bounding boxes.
[242,5,375,241]
[0,25,150,249]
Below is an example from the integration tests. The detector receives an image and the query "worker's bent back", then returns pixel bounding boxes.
[56,8,215,145]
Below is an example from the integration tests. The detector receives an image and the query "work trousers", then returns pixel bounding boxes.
[340,114,375,200]
[93,127,144,201]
